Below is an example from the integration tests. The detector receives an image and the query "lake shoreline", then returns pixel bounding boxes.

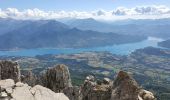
[0,37,164,57]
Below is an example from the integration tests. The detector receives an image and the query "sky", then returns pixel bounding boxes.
[0,0,170,11]
[0,0,170,20]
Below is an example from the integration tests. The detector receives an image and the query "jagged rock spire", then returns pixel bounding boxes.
[43,64,72,92]
[0,60,21,82]
[111,71,139,100]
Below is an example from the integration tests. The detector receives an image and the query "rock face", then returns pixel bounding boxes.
[0,61,21,82]
[43,64,72,92]
[63,86,81,100]
[0,79,69,100]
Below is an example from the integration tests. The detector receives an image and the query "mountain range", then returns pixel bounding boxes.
[64,18,170,38]
[1,17,170,50]
[0,18,146,50]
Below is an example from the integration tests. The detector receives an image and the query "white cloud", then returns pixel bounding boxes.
[1,5,170,20]
[112,5,170,15]
[0,9,7,18]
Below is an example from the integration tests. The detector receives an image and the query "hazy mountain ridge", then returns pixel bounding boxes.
[158,39,170,48]
[0,18,146,50]
[64,18,170,38]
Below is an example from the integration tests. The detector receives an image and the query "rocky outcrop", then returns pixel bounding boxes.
[111,71,156,100]
[81,75,112,100]
[0,61,21,82]
[43,64,72,92]
[0,60,156,100]
[42,64,80,100]
[111,71,139,100]
[0,79,69,100]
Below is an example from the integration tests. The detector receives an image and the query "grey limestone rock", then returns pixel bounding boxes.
[0,79,70,100]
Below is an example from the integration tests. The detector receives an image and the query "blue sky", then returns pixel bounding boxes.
[0,0,170,11]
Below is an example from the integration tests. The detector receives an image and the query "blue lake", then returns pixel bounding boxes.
[0,37,164,57]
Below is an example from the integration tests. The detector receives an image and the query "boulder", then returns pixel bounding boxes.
[0,79,15,90]
[139,89,156,100]
[85,75,95,82]
[11,83,34,100]
[103,78,110,85]
[15,82,24,87]
[0,79,15,100]
[0,79,70,100]
[31,85,69,100]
